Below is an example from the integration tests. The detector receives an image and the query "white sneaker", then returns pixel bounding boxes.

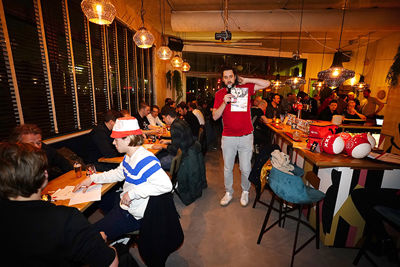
[220,192,233,206]
[240,191,249,207]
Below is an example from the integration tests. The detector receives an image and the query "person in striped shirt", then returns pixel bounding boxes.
[74,117,172,241]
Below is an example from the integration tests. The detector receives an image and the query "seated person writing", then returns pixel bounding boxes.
[74,117,172,241]
[318,100,338,121]
[0,142,118,267]
[153,108,195,171]
[9,124,72,180]
[343,100,366,120]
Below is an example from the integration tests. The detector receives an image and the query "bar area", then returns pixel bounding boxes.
[0,0,399,266]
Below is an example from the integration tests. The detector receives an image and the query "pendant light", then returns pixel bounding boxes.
[182,61,191,72]
[285,0,306,90]
[156,0,172,60]
[171,54,183,68]
[286,67,306,90]
[81,0,116,25]
[272,33,283,92]
[354,33,371,91]
[318,0,355,89]
[133,0,154,49]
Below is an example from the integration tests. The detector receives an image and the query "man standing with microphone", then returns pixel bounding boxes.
[213,66,270,207]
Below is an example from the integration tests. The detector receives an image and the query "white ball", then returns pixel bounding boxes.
[351,143,372,158]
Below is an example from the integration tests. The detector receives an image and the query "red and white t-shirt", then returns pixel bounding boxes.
[213,83,255,136]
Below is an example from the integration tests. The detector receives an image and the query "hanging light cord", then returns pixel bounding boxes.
[140,0,146,27]
[297,0,305,52]
[338,0,348,50]
[353,36,361,71]
[278,32,282,58]
[320,32,327,71]
[361,32,371,76]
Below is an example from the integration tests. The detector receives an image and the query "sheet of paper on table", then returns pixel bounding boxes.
[368,152,400,165]
[51,186,75,200]
[69,184,102,206]
[142,144,154,149]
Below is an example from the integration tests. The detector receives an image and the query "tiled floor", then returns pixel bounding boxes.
[92,148,397,267]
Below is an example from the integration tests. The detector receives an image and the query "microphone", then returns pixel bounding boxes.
[226,85,232,103]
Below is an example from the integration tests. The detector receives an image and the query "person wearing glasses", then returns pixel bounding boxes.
[147,105,166,129]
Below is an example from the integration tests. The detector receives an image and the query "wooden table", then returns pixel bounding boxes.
[42,170,116,212]
[265,121,400,248]
[98,145,161,164]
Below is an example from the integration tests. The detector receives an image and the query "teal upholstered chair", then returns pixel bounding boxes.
[257,165,325,267]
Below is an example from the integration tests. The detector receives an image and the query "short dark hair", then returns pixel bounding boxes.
[9,124,42,143]
[164,98,172,104]
[188,102,197,110]
[161,107,177,118]
[329,100,338,104]
[150,105,160,112]
[120,109,130,117]
[168,100,175,107]
[287,93,294,97]
[297,91,308,99]
[139,102,149,110]
[104,110,121,123]
[177,102,187,110]
[0,142,48,199]
[221,66,239,85]
[364,88,371,93]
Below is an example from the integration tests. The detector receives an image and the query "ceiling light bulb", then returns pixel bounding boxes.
[349,76,357,86]
[294,78,298,84]
[332,69,341,77]
[95,4,102,13]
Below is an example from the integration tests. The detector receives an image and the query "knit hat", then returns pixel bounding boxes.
[111,117,143,138]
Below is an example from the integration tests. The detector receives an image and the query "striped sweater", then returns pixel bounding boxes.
[90,146,172,219]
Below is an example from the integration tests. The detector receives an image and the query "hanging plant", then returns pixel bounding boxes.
[173,70,183,103]
[166,70,172,89]
[386,44,400,87]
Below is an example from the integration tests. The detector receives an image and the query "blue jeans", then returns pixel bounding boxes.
[94,200,142,241]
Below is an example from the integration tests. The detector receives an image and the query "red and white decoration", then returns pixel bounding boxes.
[322,134,345,154]
[344,135,372,158]
[354,133,376,149]
[337,132,352,143]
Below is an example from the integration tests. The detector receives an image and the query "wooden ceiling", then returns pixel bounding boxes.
[141,0,400,54]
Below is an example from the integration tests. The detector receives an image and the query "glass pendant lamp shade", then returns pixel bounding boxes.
[171,55,183,68]
[318,51,355,89]
[354,75,368,91]
[272,74,283,92]
[157,46,172,60]
[81,0,116,25]
[133,27,154,49]
[182,62,191,72]
[285,68,306,90]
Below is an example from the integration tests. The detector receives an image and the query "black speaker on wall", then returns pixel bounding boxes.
[168,37,184,52]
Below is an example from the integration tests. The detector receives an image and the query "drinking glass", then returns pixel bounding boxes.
[74,162,82,178]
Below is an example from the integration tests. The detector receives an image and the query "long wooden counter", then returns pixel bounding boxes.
[266,122,400,248]
[267,123,396,169]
